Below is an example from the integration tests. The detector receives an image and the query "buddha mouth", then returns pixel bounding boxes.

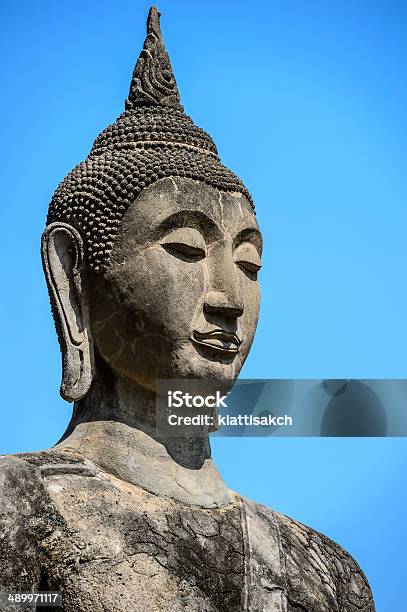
[191,329,242,355]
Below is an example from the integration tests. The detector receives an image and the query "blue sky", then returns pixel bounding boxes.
[1,1,407,609]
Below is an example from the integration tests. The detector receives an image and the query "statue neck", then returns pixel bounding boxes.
[54,374,231,508]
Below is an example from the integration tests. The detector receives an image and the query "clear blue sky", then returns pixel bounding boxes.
[1,1,406,609]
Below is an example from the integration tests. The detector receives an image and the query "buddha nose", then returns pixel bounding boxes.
[204,291,244,319]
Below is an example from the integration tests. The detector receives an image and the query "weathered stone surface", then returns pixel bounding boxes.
[0,5,375,611]
[0,450,374,611]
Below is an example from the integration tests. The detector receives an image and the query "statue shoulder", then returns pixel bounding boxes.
[0,454,65,591]
[275,510,375,611]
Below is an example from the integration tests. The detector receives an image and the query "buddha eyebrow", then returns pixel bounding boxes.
[156,210,222,241]
[234,227,263,254]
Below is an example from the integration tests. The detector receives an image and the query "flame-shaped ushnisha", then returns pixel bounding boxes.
[47,6,253,272]
[126,6,182,110]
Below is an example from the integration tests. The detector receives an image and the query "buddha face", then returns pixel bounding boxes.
[86,177,262,390]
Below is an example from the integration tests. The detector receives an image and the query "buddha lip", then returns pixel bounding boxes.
[191,329,241,354]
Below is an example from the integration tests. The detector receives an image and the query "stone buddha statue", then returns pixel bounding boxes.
[0,7,375,611]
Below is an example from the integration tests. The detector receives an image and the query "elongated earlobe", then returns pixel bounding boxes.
[41,222,94,401]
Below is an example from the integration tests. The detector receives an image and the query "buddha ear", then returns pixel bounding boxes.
[41,222,95,402]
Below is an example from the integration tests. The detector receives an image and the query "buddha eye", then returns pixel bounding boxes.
[234,242,262,279]
[237,260,262,274]
[160,227,206,263]
[236,260,262,280]
[161,242,206,262]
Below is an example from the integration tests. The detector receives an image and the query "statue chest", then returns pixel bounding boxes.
[40,469,337,612]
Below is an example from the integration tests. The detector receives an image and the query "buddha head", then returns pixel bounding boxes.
[42,7,262,407]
